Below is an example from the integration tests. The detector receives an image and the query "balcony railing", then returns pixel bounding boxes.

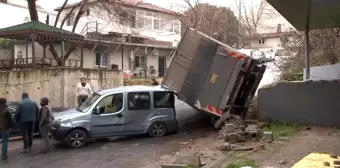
[0,58,81,70]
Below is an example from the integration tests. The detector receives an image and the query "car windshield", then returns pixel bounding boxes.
[77,93,101,112]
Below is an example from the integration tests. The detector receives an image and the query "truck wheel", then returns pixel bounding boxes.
[65,129,88,148]
[148,122,167,137]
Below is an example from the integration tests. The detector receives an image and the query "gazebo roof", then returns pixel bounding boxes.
[267,0,340,31]
[0,21,84,41]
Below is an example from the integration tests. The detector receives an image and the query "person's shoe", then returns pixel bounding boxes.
[39,148,50,154]
[20,149,29,153]
[2,155,8,160]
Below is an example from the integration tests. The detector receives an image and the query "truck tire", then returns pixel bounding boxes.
[65,129,88,148]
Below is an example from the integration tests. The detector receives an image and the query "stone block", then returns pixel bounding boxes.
[222,123,235,133]
[161,164,188,168]
[263,131,274,142]
[223,132,237,143]
[174,154,201,168]
[218,142,231,151]
[245,130,260,141]
[236,132,246,142]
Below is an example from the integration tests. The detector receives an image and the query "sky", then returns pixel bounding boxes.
[35,0,240,12]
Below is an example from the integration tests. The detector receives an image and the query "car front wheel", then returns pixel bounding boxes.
[65,129,88,148]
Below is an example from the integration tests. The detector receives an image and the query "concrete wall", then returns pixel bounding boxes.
[0,68,123,108]
[258,82,340,127]
[303,64,340,81]
[0,49,12,59]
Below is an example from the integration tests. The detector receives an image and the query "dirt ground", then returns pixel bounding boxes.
[147,127,340,168]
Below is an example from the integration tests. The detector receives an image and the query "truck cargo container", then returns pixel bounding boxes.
[161,28,266,128]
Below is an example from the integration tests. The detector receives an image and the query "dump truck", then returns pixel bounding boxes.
[161,28,266,128]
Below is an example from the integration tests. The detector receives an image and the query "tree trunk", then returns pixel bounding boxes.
[27,0,39,21]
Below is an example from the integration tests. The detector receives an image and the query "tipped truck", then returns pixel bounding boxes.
[161,28,266,128]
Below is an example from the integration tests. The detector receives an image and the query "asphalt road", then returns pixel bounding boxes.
[0,98,212,168]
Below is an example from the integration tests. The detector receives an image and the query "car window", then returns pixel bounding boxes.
[128,92,150,110]
[153,91,174,108]
[96,93,123,114]
[78,93,101,112]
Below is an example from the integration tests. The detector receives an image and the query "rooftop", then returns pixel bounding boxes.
[96,85,171,95]
[267,0,340,31]
[54,0,178,15]
[251,31,296,39]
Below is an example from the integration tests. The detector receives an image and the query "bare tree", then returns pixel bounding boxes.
[233,0,275,47]
[181,2,239,46]
[278,28,340,81]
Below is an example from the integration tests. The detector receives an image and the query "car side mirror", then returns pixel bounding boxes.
[93,106,101,115]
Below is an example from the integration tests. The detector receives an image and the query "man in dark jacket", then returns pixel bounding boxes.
[15,92,39,153]
[0,98,12,160]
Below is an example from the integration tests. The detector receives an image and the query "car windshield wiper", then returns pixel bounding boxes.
[76,107,82,112]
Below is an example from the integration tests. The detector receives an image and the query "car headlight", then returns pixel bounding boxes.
[52,118,62,128]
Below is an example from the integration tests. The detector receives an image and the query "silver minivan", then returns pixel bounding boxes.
[51,85,178,148]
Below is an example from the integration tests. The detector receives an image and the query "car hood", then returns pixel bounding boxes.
[53,108,86,120]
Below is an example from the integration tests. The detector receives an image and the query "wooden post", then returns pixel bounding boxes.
[31,34,36,69]
[80,44,84,68]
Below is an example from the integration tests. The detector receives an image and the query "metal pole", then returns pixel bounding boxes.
[61,33,65,67]
[237,0,242,49]
[121,44,124,70]
[305,0,311,80]
[144,47,147,79]
[25,37,28,69]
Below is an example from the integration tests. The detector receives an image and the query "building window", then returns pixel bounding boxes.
[66,13,75,26]
[258,38,265,45]
[128,92,150,110]
[95,52,107,67]
[135,55,146,68]
[135,10,180,33]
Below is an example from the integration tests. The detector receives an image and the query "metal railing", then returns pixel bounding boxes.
[0,58,81,70]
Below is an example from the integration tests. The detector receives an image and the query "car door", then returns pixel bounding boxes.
[7,106,21,135]
[91,93,125,137]
[124,91,152,133]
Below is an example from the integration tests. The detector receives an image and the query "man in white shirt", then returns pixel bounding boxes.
[76,77,93,107]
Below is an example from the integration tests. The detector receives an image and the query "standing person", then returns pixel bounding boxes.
[151,78,159,86]
[38,97,53,154]
[76,77,93,107]
[15,92,39,153]
[0,98,12,160]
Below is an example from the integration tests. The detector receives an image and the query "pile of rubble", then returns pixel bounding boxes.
[217,115,273,151]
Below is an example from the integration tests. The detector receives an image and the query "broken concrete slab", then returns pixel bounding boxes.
[232,145,254,151]
[245,124,258,131]
[263,131,274,142]
[174,154,201,168]
[161,164,188,168]
[236,132,246,142]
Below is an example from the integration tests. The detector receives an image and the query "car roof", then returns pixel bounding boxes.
[96,85,172,95]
